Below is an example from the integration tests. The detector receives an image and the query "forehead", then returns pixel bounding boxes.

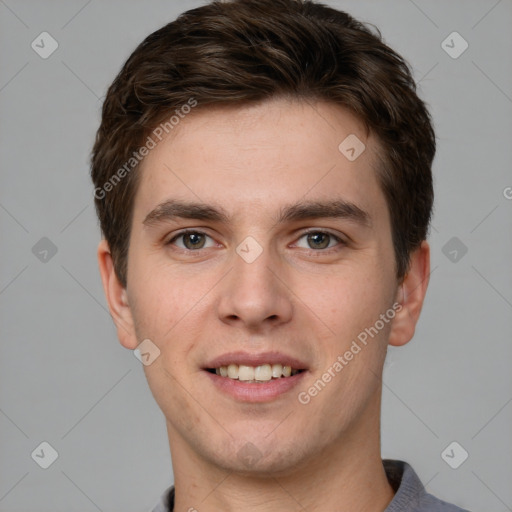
[133,98,387,224]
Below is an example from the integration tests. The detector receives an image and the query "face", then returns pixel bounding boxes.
[100,98,427,476]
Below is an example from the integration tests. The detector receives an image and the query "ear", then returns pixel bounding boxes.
[97,239,139,350]
[388,241,430,347]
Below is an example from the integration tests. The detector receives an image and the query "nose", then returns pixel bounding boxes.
[216,244,293,332]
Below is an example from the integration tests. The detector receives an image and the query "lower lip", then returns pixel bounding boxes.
[204,370,307,402]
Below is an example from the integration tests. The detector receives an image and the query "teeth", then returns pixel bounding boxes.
[214,363,301,381]
[227,364,239,379]
[238,365,254,381]
[254,364,272,381]
[271,364,283,378]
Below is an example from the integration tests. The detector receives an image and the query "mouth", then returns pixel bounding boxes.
[202,352,308,402]
[206,364,304,382]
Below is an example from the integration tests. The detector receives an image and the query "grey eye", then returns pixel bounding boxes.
[295,231,340,250]
[170,231,215,250]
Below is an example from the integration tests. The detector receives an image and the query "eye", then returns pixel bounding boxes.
[168,230,216,250]
[295,231,343,250]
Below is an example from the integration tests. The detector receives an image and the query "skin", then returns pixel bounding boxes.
[98,98,430,512]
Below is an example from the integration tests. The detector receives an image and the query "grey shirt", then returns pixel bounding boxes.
[151,459,470,511]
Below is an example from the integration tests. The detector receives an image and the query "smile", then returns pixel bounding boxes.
[208,364,303,382]
[203,352,308,402]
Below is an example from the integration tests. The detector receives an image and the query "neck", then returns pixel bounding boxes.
[169,397,394,512]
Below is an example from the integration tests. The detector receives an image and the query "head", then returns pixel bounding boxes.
[92,0,434,476]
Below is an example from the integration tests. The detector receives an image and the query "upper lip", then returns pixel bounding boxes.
[204,351,308,370]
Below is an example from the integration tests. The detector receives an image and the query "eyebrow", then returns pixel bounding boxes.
[142,198,371,228]
[143,200,229,226]
[277,199,371,227]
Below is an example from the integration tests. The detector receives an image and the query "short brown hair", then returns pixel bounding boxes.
[91,0,435,287]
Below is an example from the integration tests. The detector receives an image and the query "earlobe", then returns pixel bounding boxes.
[388,241,430,347]
[97,240,138,350]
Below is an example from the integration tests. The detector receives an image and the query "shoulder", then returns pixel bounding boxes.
[150,485,174,512]
[383,460,471,512]
[417,493,472,512]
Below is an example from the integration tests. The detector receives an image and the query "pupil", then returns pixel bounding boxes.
[185,233,204,249]
[308,232,329,249]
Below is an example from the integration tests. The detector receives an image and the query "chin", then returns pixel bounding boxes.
[204,435,316,477]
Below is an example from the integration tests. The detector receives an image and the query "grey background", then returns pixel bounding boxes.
[1,0,511,511]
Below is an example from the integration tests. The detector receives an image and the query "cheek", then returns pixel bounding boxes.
[127,269,214,377]
[313,267,392,333]
[127,252,199,333]
[127,278,175,336]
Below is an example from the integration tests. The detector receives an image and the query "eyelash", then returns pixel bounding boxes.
[166,229,346,253]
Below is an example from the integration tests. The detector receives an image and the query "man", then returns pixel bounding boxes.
[90,1,470,510]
